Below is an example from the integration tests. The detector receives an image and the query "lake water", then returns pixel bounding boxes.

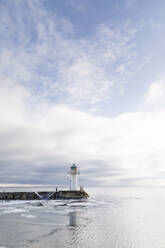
[0,187,165,248]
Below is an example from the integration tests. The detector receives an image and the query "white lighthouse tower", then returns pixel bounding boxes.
[68,164,80,191]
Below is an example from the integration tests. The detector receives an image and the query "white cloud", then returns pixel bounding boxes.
[1,81,165,187]
[0,1,144,108]
[144,80,165,107]
[64,0,91,13]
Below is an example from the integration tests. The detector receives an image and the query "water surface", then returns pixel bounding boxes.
[0,187,165,248]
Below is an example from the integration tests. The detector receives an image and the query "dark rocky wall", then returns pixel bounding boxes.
[0,190,89,200]
[0,192,40,200]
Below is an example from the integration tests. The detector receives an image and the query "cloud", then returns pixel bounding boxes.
[144,80,165,107]
[64,0,91,13]
[0,0,144,109]
[1,80,165,187]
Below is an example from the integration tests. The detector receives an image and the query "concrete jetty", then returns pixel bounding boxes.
[0,190,89,201]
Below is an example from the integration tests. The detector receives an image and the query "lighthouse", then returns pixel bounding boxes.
[68,164,80,191]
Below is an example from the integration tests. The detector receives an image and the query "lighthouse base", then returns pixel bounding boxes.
[50,190,89,199]
[0,190,89,201]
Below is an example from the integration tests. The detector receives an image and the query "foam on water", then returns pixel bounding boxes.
[2,208,29,214]
[0,196,110,217]
[21,214,36,219]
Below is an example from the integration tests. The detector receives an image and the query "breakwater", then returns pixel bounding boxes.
[0,190,89,200]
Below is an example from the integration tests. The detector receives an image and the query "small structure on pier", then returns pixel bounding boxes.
[68,164,80,191]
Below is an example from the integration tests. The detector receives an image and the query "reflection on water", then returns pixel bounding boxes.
[69,211,77,226]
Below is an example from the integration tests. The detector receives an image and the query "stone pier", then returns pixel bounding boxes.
[0,190,89,200]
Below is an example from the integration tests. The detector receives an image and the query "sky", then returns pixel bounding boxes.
[1,0,165,188]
